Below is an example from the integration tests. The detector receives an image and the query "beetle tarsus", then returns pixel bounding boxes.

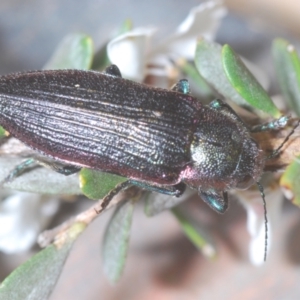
[251,115,290,133]
[198,189,229,214]
[171,79,190,94]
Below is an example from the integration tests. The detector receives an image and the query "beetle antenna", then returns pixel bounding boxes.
[267,120,300,160]
[256,181,268,262]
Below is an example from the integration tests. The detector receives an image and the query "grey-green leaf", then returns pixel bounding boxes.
[222,44,280,117]
[44,33,94,70]
[177,59,213,99]
[102,199,135,283]
[0,223,86,300]
[195,39,279,116]
[272,38,300,117]
[0,126,6,138]
[195,39,246,105]
[172,207,216,259]
[79,168,128,200]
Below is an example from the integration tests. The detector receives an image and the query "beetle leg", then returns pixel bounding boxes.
[171,79,190,94]
[0,158,37,185]
[266,119,299,159]
[104,64,122,78]
[198,189,228,213]
[129,180,186,197]
[0,157,81,186]
[35,158,81,175]
[95,181,186,214]
[251,116,289,132]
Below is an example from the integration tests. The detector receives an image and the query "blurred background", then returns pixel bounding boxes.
[0,0,300,299]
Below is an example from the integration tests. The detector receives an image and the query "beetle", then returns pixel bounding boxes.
[0,64,294,259]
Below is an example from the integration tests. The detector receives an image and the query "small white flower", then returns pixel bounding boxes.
[0,192,59,253]
[107,27,156,80]
[107,1,227,81]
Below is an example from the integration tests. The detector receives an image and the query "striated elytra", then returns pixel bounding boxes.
[0,64,294,261]
[0,64,267,214]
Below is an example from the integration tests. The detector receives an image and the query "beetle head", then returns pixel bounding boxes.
[184,112,265,193]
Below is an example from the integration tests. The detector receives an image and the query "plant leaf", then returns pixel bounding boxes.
[280,157,300,206]
[44,33,94,70]
[0,222,86,300]
[102,199,135,282]
[222,44,280,117]
[79,168,127,200]
[195,39,279,116]
[195,39,246,106]
[272,38,300,117]
[177,59,213,99]
[172,207,216,259]
[0,126,6,138]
